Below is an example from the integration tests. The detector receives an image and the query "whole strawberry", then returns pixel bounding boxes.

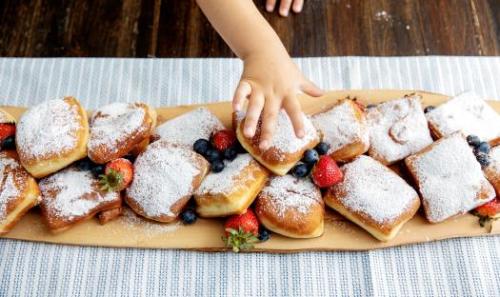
[99,158,134,192]
[311,155,343,188]
[473,197,500,227]
[222,209,259,252]
[0,123,16,142]
[211,129,236,152]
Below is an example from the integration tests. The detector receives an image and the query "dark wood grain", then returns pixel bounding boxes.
[0,0,499,57]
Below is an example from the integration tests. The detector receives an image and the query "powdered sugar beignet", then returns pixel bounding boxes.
[125,139,209,222]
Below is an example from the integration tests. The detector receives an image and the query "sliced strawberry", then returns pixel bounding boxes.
[473,197,500,227]
[222,209,259,252]
[99,158,134,192]
[211,129,236,152]
[311,155,343,188]
[0,123,15,142]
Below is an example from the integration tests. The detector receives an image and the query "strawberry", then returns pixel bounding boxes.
[353,100,365,112]
[222,209,259,252]
[311,155,343,188]
[99,158,134,192]
[0,123,16,142]
[211,129,236,152]
[473,197,500,227]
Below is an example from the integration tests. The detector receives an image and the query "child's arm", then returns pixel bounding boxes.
[197,0,322,150]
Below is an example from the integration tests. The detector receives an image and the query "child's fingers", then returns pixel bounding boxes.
[243,91,265,138]
[233,81,252,111]
[279,0,293,16]
[258,96,281,150]
[266,0,277,12]
[283,95,305,138]
[292,0,304,13]
[301,80,324,97]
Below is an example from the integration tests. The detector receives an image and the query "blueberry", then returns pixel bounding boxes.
[424,106,435,113]
[77,158,95,171]
[211,160,225,173]
[180,209,197,225]
[302,149,319,165]
[366,104,377,109]
[91,164,105,178]
[223,146,238,161]
[123,154,136,163]
[291,163,309,178]
[1,136,15,150]
[193,139,210,156]
[476,142,491,154]
[205,148,221,162]
[314,142,330,155]
[466,135,481,148]
[233,141,246,154]
[258,228,271,242]
[476,152,491,168]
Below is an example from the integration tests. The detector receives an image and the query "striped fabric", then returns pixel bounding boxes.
[0,57,499,297]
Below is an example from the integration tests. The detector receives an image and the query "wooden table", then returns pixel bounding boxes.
[0,0,499,57]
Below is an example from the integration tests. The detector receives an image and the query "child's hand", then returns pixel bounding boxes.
[266,0,303,16]
[233,52,323,150]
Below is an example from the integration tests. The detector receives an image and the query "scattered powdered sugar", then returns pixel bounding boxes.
[0,156,24,220]
[88,102,147,153]
[333,155,418,224]
[237,110,319,154]
[39,167,119,220]
[155,108,225,146]
[488,146,500,173]
[260,175,321,219]
[126,140,203,218]
[426,92,500,142]
[312,100,369,154]
[408,133,496,222]
[367,95,433,164]
[195,154,253,196]
[116,207,180,238]
[17,99,81,159]
[0,109,13,123]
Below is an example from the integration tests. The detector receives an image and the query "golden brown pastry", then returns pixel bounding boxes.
[0,108,16,124]
[16,97,89,178]
[405,133,496,223]
[484,145,500,195]
[39,166,121,233]
[325,155,420,241]
[194,154,269,217]
[311,99,369,162]
[125,140,209,222]
[234,110,320,176]
[0,151,40,235]
[88,102,157,164]
[255,175,324,238]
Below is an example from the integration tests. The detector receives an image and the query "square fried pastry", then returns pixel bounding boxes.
[88,102,157,164]
[154,107,225,147]
[366,95,433,165]
[405,133,496,223]
[125,140,209,222]
[311,99,369,162]
[425,92,500,146]
[0,151,40,235]
[194,154,269,217]
[234,110,320,176]
[324,155,420,241]
[484,145,500,195]
[255,175,324,238]
[39,166,121,233]
[16,97,89,178]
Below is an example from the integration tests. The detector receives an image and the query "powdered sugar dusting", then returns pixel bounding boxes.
[260,175,321,219]
[39,167,119,220]
[196,154,253,196]
[126,140,203,218]
[88,102,147,153]
[426,92,500,141]
[116,207,180,238]
[367,95,433,164]
[408,133,496,222]
[312,100,369,154]
[333,155,418,224]
[155,108,225,146]
[0,156,24,221]
[489,146,500,173]
[17,99,81,159]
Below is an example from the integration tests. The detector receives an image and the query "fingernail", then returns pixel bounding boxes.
[297,129,305,138]
[259,140,269,150]
[244,127,254,138]
[234,103,241,112]
[280,9,288,16]
[266,4,273,11]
